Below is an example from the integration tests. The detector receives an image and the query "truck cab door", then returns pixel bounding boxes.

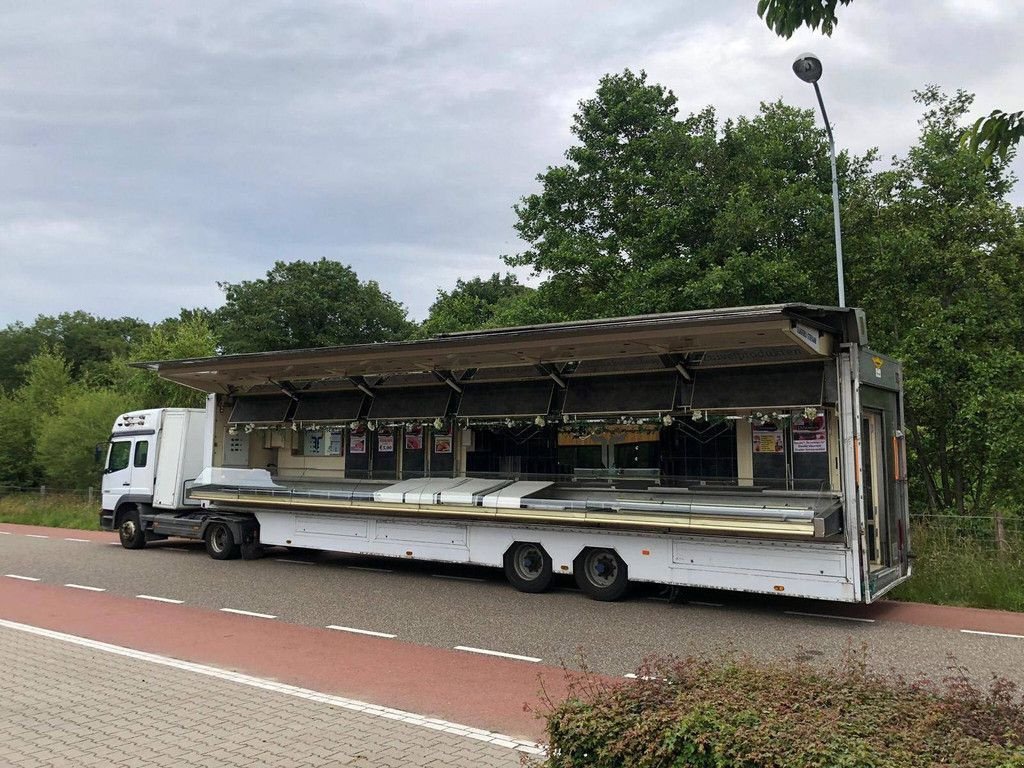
[102,439,134,511]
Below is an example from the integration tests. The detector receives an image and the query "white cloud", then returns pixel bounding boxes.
[0,1,1020,326]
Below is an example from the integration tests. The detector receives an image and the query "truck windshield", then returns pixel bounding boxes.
[107,441,131,472]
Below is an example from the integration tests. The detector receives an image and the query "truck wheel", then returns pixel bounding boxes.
[574,548,629,601]
[118,507,146,550]
[503,542,553,593]
[204,522,239,560]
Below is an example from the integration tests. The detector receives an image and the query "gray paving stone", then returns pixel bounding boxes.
[0,626,525,767]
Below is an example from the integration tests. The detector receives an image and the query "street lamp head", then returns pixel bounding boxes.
[792,53,823,84]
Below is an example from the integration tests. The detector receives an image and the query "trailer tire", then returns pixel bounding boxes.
[204,522,239,560]
[503,542,553,593]
[574,548,629,601]
[117,507,146,550]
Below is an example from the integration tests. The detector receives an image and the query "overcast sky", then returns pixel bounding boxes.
[1,0,1021,326]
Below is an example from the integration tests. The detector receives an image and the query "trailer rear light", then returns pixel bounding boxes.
[773,585,785,592]
[641,549,650,556]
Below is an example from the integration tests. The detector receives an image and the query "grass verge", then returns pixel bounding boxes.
[537,650,1024,768]
[891,524,1024,612]
[0,493,99,531]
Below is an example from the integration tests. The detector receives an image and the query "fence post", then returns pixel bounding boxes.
[87,487,94,505]
[40,485,46,498]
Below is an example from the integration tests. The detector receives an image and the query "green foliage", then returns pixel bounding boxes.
[213,259,414,353]
[966,110,1024,163]
[114,314,218,408]
[0,492,99,530]
[419,273,532,336]
[0,349,74,488]
[757,0,852,38]
[0,312,150,392]
[892,524,1024,611]
[541,651,1024,767]
[35,388,137,490]
[508,70,870,317]
[846,87,1024,522]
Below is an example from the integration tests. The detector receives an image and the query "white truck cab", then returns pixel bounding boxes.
[100,408,258,557]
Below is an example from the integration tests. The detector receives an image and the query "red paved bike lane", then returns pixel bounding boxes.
[0,578,570,741]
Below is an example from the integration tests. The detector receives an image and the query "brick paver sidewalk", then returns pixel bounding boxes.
[0,625,530,767]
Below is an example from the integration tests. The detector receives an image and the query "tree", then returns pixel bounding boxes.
[419,273,532,336]
[0,312,150,392]
[507,70,869,318]
[846,87,1024,542]
[35,388,133,489]
[213,259,414,353]
[757,0,1022,161]
[0,349,74,487]
[114,314,218,408]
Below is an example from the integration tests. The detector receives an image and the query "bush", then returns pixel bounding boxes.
[539,651,1024,768]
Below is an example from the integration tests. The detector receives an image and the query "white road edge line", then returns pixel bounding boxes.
[784,610,875,624]
[432,574,486,583]
[5,574,40,582]
[64,583,106,592]
[453,646,542,663]
[274,558,315,565]
[64,538,91,543]
[326,625,397,639]
[220,608,277,619]
[960,629,1024,640]
[347,565,393,573]
[25,534,49,539]
[137,595,185,605]
[0,618,544,756]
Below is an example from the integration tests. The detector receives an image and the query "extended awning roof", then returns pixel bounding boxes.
[134,304,865,394]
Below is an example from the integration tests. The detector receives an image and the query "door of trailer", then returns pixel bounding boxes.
[859,350,911,599]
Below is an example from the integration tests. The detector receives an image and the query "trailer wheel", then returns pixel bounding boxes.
[503,542,553,593]
[118,507,146,550]
[204,522,239,560]
[574,548,629,601]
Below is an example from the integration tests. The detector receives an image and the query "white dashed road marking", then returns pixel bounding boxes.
[0,618,544,756]
[137,595,185,605]
[784,610,875,623]
[5,574,40,582]
[64,538,91,543]
[25,534,49,539]
[326,625,397,639]
[453,646,541,663]
[64,583,106,592]
[961,629,1024,640]
[220,608,277,619]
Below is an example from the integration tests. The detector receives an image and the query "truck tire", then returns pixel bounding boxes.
[574,548,629,601]
[503,542,553,593]
[204,522,239,560]
[118,507,146,550]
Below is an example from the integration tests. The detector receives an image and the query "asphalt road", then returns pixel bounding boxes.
[3,529,1022,686]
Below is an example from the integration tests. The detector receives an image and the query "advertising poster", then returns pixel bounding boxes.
[326,430,344,456]
[433,433,453,454]
[752,425,784,454]
[405,426,423,451]
[349,430,366,454]
[378,432,394,453]
[792,413,827,453]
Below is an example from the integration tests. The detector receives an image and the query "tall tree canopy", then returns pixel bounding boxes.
[213,259,414,353]
[507,69,868,318]
[419,273,532,336]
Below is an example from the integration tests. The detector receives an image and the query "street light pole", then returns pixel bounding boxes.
[793,54,846,308]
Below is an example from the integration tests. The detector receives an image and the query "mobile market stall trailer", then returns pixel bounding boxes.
[101,303,910,602]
